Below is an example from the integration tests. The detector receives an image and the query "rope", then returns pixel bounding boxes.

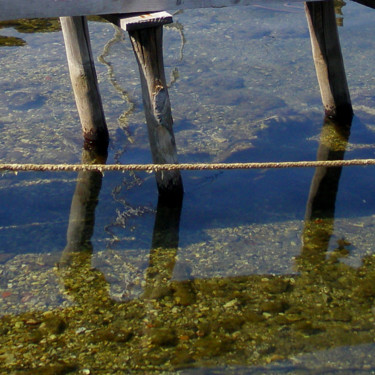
[1,158,375,173]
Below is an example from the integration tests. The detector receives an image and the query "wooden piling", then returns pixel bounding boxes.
[110,12,183,197]
[60,16,109,146]
[305,0,353,120]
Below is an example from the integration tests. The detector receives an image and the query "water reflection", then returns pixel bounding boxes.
[58,141,109,308]
[143,193,184,299]
[300,114,352,266]
[2,112,375,373]
[62,143,107,258]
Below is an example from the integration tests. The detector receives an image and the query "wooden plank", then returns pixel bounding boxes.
[105,11,173,31]
[0,0,326,21]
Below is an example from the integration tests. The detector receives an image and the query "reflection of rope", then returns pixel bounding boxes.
[0,219,68,231]
[165,18,186,89]
[104,172,154,249]
[2,159,375,173]
[98,26,149,247]
[97,25,135,162]
[165,18,186,61]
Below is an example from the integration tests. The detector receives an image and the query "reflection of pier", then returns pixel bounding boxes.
[300,115,352,266]
[1,0,373,198]
[38,109,375,371]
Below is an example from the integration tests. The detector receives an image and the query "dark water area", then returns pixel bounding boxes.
[1,1,375,373]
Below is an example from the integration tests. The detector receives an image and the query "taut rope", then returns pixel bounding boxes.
[1,158,375,173]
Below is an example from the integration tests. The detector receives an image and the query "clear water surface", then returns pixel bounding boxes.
[1,1,375,373]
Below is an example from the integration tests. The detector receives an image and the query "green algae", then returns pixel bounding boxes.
[0,18,61,47]
[2,244,375,372]
[0,18,61,34]
[0,16,108,46]
[0,35,26,47]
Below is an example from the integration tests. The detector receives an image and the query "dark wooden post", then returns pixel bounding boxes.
[60,16,109,146]
[305,0,353,120]
[108,12,183,198]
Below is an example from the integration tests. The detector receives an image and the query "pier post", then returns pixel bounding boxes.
[108,12,183,198]
[305,0,353,120]
[60,16,109,146]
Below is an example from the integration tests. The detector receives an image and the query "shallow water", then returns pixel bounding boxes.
[1,2,375,373]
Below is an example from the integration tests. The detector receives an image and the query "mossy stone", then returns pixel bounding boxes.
[149,327,178,347]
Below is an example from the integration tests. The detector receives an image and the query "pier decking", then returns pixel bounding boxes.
[0,0,326,21]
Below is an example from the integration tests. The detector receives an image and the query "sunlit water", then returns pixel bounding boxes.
[1,2,375,373]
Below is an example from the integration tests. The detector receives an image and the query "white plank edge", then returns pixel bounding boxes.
[119,12,173,31]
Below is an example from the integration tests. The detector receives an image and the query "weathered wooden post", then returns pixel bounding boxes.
[305,0,353,120]
[107,12,183,198]
[60,16,109,146]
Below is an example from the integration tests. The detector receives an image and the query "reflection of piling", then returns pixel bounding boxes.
[141,193,196,351]
[300,115,352,267]
[305,0,352,120]
[63,142,107,256]
[107,12,184,198]
[58,141,111,305]
[60,16,109,145]
[304,116,351,221]
[144,193,184,299]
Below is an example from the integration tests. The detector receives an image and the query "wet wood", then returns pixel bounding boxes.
[60,16,109,146]
[115,12,183,197]
[305,0,353,120]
